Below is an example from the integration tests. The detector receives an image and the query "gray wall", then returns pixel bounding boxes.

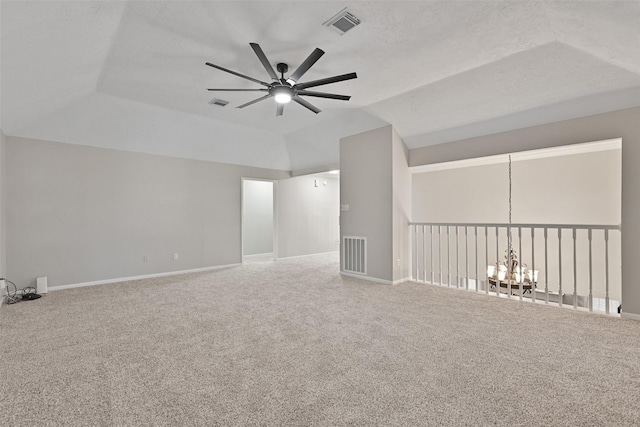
[409,107,639,317]
[277,174,339,258]
[5,136,288,288]
[341,126,393,282]
[413,149,621,224]
[242,179,274,256]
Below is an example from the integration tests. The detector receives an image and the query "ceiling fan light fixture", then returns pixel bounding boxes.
[273,86,292,104]
[275,93,292,104]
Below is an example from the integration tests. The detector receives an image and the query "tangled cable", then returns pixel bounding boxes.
[5,281,40,304]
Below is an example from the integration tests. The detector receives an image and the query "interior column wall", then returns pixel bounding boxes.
[341,126,393,282]
[409,107,640,318]
[392,127,411,283]
[340,125,411,284]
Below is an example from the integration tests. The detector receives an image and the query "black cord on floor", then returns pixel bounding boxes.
[21,286,41,300]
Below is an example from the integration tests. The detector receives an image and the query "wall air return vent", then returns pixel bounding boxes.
[208,98,229,107]
[323,8,361,35]
[343,236,367,275]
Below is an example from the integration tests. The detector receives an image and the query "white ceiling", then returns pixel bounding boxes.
[2,1,639,172]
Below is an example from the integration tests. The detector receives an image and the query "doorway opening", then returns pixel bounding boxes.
[242,179,276,263]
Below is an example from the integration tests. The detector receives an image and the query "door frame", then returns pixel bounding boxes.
[240,177,278,263]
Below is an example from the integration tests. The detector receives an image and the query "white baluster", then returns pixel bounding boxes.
[465,226,469,290]
[588,228,593,312]
[558,228,563,307]
[605,229,610,314]
[531,227,536,304]
[544,228,549,304]
[439,226,443,286]
[447,226,451,287]
[518,227,523,301]
[456,226,460,288]
[573,228,577,309]
[474,226,478,292]
[430,225,434,285]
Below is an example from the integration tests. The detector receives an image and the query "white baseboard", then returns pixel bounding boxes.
[48,263,242,292]
[621,312,640,322]
[341,271,393,285]
[277,250,339,260]
[243,252,274,259]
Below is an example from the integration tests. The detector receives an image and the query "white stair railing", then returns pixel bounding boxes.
[410,222,621,315]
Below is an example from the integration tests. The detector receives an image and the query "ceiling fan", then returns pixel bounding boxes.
[206,43,357,116]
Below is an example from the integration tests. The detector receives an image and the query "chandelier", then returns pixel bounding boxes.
[487,249,539,293]
[486,155,539,294]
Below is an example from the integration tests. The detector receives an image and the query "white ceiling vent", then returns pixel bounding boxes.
[208,98,229,107]
[323,8,361,35]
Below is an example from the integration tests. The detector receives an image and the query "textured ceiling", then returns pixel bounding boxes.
[2,1,639,172]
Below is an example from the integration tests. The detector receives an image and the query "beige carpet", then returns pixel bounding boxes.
[1,252,639,426]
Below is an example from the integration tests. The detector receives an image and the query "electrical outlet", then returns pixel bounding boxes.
[396,258,401,267]
[173,253,179,260]
[143,256,149,263]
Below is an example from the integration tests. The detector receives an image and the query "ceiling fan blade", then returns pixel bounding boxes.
[276,103,284,117]
[207,88,269,92]
[249,43,279,81]
[205,62,271,87]
[297,90,351,101]
[295,72,357,90]
[293,96,321,114]
[237,94,272,109]
[287,48,325,83]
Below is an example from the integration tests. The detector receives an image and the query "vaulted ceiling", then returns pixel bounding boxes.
[2,1,639,173]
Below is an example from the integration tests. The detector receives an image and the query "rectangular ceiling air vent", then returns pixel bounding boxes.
[208,98,229,107]
[323,8,361,35]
